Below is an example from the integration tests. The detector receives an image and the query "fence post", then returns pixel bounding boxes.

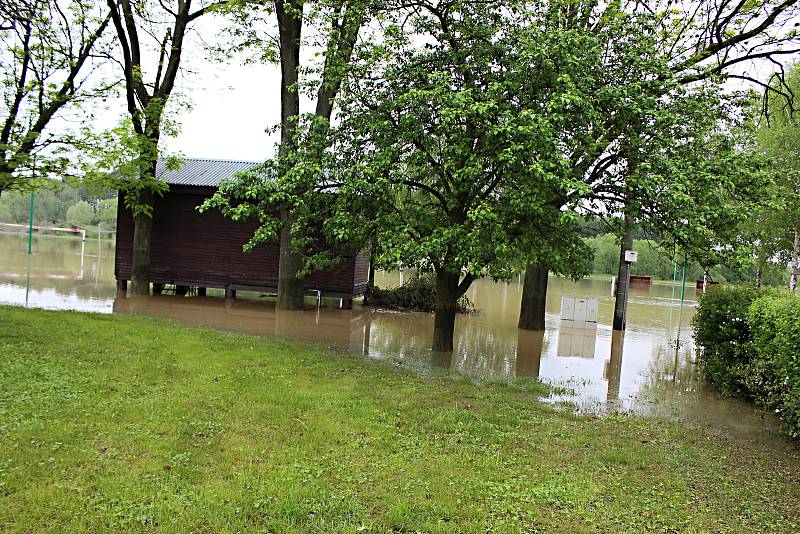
[27,191,34,255]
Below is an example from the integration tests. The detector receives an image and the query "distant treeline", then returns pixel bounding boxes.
[0,182,117,232]
[584,233,789,287]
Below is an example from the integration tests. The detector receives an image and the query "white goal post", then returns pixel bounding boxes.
[0,222,86,241]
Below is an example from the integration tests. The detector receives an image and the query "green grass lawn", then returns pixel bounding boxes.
[0,306,798,532]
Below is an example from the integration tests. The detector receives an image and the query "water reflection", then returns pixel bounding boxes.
[0,234,790,444]
[605,330,625,401]
[515,329,544,378]
[557,321,598,359]
[0,234,116,312]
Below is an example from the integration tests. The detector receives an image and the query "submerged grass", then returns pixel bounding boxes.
[0,305,798,532]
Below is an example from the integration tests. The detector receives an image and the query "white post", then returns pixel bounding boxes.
[791,230,799,293]
[79,238,85,280]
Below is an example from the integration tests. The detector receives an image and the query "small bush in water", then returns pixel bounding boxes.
[364,273,474,314]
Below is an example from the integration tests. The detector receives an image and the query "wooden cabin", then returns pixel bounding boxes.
[629,275,652,287]
[114,158,368,306]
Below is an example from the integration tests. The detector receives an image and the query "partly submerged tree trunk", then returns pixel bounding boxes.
[518,262,548,331]
[612,214,634,331]
[367,245,376,287]
[274,2,365,309]
[275,0,304,309]
[130,187,154,295]
[129,113,162,296]
[433,270,460,353]
[791,229,799,293]
[277,217,306,309]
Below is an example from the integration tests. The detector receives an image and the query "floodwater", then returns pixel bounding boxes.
[0,234,790,445]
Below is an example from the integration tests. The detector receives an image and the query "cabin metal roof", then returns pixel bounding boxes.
[157,158,262,187]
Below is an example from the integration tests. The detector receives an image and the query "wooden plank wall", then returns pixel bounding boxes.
[115,186,367,297]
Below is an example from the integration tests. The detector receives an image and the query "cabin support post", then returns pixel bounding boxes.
[225,286,236,301]
[116,279,127,297]
[341,298,353,310]
[197,287,207,297]
[152,283,164,295]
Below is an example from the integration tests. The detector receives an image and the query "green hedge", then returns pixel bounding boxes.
[694,286,800,437]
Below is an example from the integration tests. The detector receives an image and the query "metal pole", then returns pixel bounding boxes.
[27,191,34,254]
[28,155,35,254]
[679,252,687,305]
[668,243,678,338]
[674,251,689,369]
[670,243,678,302]
[24,252,31,306]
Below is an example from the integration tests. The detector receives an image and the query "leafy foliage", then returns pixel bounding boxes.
[748,63,800,289]
[66,201,94,227]
[694,285,800,436]
[0,0,112,192]
[694,285,764,396]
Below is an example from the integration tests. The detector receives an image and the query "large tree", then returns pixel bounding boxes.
[516,0,800,331]
[203,0,370,309]
[323,1,613,351]
[754,63,800,291]
[0,0,111,195]
[105,0,227,295]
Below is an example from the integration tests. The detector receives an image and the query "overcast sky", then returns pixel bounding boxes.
[164,60,281,162]
[93,9,785,166]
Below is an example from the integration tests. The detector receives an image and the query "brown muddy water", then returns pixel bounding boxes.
[0,233,790,446]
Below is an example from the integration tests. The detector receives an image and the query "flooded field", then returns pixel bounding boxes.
[0,233,789,445]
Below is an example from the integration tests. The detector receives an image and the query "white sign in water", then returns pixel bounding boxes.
[560,296,599,323]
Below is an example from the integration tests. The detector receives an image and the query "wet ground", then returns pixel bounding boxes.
[0,233,790,446]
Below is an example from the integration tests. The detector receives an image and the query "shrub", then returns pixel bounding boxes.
[747,296,800,438]
[693,285,762,395]
[364,273,474,314]
[66,200,95,227]
[694,285,800,437]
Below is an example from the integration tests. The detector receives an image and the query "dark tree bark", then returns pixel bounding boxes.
[518,262,549,331]
[612,214,634,331]
[433,270,458,352]
[274,1,365,309]
[367,245,376,287]
[275,0,306,309]
[107,0,216,295]
[432,269,474,352]
[130,188,154,294]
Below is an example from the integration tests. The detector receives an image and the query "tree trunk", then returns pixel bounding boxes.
[791,229,799,292]
[277,218,306,309]
[518,262,548,330]
[612,214,634,331]
[702,268,709,294]
[367,246,376,287]
[432,270,460,352]
[130,188,154,295]
[275,0,304,310]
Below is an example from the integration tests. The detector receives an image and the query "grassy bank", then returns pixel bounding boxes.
[0,306,798,532]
